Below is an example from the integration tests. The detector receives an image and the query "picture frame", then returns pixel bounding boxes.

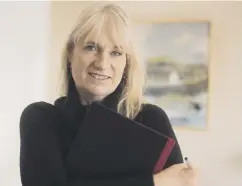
[134,20,211,130]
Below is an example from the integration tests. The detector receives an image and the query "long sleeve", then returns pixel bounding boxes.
[19,102,154,186]
[142,104,184,170]
[20,103,67,186]
[56,176,154,186]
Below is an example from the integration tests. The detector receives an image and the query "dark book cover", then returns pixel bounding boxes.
[66,103,175,178]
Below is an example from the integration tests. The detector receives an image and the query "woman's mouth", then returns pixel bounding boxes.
[88,72,110,80]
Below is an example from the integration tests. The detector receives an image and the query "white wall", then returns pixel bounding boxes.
[49,1,242,186]
[0,2,51,186]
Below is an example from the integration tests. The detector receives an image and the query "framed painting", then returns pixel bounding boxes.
[135,21,210,130]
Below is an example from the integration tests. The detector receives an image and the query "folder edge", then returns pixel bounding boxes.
[153,138,176,174]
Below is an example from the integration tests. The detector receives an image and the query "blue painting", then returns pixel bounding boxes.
[138,22,210,130]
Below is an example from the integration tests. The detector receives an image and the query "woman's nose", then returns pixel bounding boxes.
[93,52,110,69]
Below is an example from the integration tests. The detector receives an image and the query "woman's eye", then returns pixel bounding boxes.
[111,51,122,56]
[84,45,96,51]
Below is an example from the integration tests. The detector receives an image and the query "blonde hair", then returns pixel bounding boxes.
[60,3,145,119]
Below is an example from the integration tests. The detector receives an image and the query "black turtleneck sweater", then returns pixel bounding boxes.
[19,80,183,186]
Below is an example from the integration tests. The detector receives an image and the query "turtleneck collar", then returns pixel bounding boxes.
[55,75,124,122]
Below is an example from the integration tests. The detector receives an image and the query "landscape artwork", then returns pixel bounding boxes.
[138,21,210,130]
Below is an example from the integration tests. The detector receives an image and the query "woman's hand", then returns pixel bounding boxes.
[153,163,197,186]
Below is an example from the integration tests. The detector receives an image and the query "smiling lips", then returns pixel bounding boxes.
[88,72,111,80]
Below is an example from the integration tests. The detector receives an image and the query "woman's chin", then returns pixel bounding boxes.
[87,86,112,99]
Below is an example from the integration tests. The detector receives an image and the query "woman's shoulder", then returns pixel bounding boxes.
[20,102,55,127]
[20,97,66,131]
[20,101,56,119]
[139,103,169,124]
[137,103,174,137]
[20,97,67,118]
[140,103,168,118]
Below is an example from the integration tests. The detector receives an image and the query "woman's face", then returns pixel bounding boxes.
[70,30,127,102]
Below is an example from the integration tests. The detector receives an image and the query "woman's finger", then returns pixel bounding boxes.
[184,157,193,169]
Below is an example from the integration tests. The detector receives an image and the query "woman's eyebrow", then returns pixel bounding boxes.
[84,41,96,45]
[114,45,122,50]
[85,41,123,50]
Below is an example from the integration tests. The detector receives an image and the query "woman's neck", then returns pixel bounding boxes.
[77,89,106,105]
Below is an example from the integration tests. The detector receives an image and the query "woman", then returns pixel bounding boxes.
[19,3,197,186]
